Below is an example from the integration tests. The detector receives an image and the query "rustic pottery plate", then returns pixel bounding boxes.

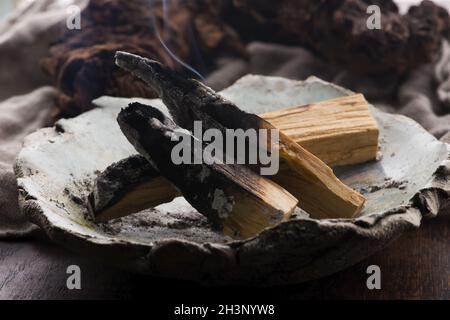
[15,75,450,286]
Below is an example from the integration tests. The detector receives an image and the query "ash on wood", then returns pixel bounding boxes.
[115,51,365,219]
[87,155,179,222]
[116,102,298,239]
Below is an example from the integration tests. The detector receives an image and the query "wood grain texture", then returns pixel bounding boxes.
[117,103,298,239]
[1,212,449,300]
[261,94,379,166]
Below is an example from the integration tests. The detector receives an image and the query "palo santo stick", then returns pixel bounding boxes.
[89,95,375,221]
[115,52,365,219]
[87,155,179,222]
[117,103,298,239]
[260,94,379,166]
[90,95,377,221]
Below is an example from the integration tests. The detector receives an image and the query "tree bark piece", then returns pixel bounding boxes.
[261,94,379,166]
[115,51,365,219]
[117,102,298,239]
[87,155,179,222]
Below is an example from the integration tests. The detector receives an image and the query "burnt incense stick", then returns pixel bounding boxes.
[114,102,298,239]
[87,154,179,222]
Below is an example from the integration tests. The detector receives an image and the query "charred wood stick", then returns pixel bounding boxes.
[115,52,365,219]
[116,102,298,239]
[87,154,179,222]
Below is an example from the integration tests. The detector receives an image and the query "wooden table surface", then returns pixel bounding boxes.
[0,211,449,300]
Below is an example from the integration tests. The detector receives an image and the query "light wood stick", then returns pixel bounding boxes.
[261,94,379,166]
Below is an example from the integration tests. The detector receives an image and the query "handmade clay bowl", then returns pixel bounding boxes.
[15,75,450,286]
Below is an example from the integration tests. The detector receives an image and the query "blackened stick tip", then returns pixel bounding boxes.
[115,51,162,73]
[115,51,138,70]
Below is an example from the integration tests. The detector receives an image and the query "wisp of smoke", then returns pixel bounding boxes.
[149,0,205,81]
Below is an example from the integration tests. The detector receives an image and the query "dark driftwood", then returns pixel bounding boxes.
[40,0,245,118]
[41,0,450,119]
[115,51,365,218]
[117,102,298,239]
[88,154,179,222]
[225,0,450,74]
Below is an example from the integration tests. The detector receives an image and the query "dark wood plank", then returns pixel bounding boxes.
[0,212,449,300]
